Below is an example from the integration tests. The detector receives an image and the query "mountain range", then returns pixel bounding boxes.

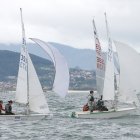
[0,42,120,90]
[0,42,96,70]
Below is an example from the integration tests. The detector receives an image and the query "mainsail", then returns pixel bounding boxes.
[92,19,105,97]
[102,13,115,101]
[115,41,140,103]
[15,40,28,104]
[30,38,69,98]
[16,8,28,104]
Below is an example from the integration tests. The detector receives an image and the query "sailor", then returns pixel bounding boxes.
[5,100,15,115]
[97,95,108,111]
[83,103,89,111]
[88,90,96,112]
[0,100,5,115]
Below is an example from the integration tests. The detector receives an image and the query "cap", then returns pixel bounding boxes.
[90,90,94,94]
[8,100,13,103]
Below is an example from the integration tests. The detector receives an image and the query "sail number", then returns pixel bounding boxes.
[20,54,27,63]
[20,54,27,71]
[96,44,101,56]
[97,57,105,70]
[95,38,102,56]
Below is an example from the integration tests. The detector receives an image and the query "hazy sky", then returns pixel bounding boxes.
[0,0,140,51]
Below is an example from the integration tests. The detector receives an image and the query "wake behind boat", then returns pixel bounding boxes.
[71,14,138,119]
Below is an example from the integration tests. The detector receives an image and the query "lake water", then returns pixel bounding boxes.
[0,91,140,140]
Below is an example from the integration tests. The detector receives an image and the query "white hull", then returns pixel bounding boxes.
[0,114,50,121]
[71,107,136,119]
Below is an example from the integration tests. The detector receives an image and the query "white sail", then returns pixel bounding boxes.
[16,8,28,104]
[28,53,50,114]
[92,19,105,97]
[16,45,28,104]
[30,38,69,98]
[103,13,115,101]
[115,41,140,103]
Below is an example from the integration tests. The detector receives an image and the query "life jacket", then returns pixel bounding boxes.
[97,99,104,107]
[83,104,89,111]
[90,96,94,102]
[5,104,12,113]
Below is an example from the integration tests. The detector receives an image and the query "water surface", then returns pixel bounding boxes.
[0,91,140,140]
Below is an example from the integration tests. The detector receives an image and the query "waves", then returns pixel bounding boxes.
[0,91,140,139]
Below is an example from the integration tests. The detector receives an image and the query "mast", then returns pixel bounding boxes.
[104,12,117,109]
[20,8,30,114]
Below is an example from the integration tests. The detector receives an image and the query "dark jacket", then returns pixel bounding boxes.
[5,103,12,114]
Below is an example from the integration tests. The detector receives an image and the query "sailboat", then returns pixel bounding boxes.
[0,8,50,121]
[71,14,137,119]
[0,8,69,121]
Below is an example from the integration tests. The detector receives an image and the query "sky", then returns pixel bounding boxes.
[0,0,140,51]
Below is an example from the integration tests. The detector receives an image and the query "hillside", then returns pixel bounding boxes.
[0,50,96,90]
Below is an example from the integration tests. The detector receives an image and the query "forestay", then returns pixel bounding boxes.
[30,38,69,98]
[115,41,140,104]
[92,19,105,97]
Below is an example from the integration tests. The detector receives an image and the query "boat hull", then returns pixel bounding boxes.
[0,114,51,121]
[71,107,136,119]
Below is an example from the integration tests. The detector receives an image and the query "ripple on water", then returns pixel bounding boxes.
[0,91,140,139]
